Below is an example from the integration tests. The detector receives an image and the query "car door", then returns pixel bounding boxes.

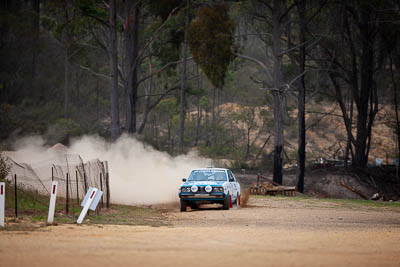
[227,170,238,201]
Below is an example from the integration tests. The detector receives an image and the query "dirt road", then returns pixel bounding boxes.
[1,197,400,267]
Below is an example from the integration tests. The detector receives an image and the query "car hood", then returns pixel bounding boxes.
[181,181,226,187]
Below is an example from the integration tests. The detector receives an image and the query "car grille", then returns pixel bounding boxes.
[197,186,207,193]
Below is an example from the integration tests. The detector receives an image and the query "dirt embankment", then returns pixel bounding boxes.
[1,197,400,267]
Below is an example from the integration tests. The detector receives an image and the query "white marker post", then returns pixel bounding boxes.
[0,182,5,227]
[77,187,103,224]
[47,181,58,224]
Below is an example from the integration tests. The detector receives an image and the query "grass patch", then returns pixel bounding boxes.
[78,205,168,227]
[253,194,400,209]
[5,204,168,227]
[318,198,400,208]
[2,183,168,230]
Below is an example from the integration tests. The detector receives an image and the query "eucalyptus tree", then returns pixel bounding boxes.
[79,0,186,138]
[318,0,399,168]
[235,0,298,184]
[187,3,236,148]
[109,0,120,141]
[43,1,91,119]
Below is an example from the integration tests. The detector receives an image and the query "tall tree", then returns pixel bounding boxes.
[187,3,236,149]
[109,0,120,141]
[178,0,189,154]
[31,0,40,80]
[319,0,396,168]
[296,0,306,193]
[270,0,286,184]
[237,0,297,184]
[124,0,141,134]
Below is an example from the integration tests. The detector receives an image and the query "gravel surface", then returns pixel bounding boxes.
[1,196,400,267]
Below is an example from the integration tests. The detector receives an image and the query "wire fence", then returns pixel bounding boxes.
[4,153,110,215]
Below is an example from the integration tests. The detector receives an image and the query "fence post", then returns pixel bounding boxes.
[76,170,79,204]
[0,182,5,227]
[106,172,110,208]
[14,174,17,218]
[66,173,69,215]
[83,172,88,194]
[99,173,104,208]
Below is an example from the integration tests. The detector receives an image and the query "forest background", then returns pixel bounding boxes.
[0,0,399,191]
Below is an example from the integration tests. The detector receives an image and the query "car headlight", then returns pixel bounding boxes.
[191,185,198,193]
[181,187,190,192]
[212,187,224,192]
[205,185,212,193]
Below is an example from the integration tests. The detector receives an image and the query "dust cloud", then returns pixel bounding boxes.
[7,135,211,205]
[69,135,210,205]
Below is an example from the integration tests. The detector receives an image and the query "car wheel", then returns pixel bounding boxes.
[223,194,230,210]
[190,202,198,210]
[180,199,187,212]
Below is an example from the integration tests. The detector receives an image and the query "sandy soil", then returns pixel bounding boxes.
[1,197,400,267]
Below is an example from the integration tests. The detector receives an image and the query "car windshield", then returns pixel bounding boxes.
[188,170,227,181]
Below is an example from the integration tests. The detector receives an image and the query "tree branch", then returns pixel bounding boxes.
[136,57,193,86]
[234,53,273,81]
[133,6,182,71]
[79,64,124,88]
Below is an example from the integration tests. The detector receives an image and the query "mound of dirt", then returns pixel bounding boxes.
[236,167,400,201]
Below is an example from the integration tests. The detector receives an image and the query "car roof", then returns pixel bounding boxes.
[191,168,229,171]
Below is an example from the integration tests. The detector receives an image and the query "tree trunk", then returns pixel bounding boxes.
[272,0,284,185]
[31,0,40,80]
[344,95,354,168]
[212,87,216,145]
[245,126,251,160]
[195,97,202,146]
[296,0,306,193]
[353,7,374,168]
[124,0,140,134]
[328,4,379,169]
[195,66,202,146]
[64,48,69,118]
[179,0,189,154]
[390,53,400,180]
[137,52,153,135]
[109,0,120,141]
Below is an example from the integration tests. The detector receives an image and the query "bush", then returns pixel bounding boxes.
[45,118,81,145]
[0,153,11,180]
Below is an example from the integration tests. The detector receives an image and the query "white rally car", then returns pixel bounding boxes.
[178,168,241,212]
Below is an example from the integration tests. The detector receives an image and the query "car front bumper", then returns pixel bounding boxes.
[179,192,226,201]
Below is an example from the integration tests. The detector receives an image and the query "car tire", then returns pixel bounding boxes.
[180,199,187,212]
[190,202,198,210]
[223,194,230,210]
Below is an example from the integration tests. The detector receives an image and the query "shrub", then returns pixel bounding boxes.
[0,153,11,180]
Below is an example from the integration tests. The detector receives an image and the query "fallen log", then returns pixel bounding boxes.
[339,179,368,200]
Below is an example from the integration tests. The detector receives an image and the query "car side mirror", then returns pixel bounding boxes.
[182,178,187,182]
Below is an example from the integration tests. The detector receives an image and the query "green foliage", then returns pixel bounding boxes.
[151,12,185,65]
[149,0,183,21]
[46,118,82,145]
[77,0,108,25]
[232,106,256,126]
[0,153,11,180]
[0,104,18,140]
[187,87,206,97]
[44,0,91,44]
[187,4,236,89]
[199,95,210,111]
[155,98,179,116]
[198,122,235,157]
